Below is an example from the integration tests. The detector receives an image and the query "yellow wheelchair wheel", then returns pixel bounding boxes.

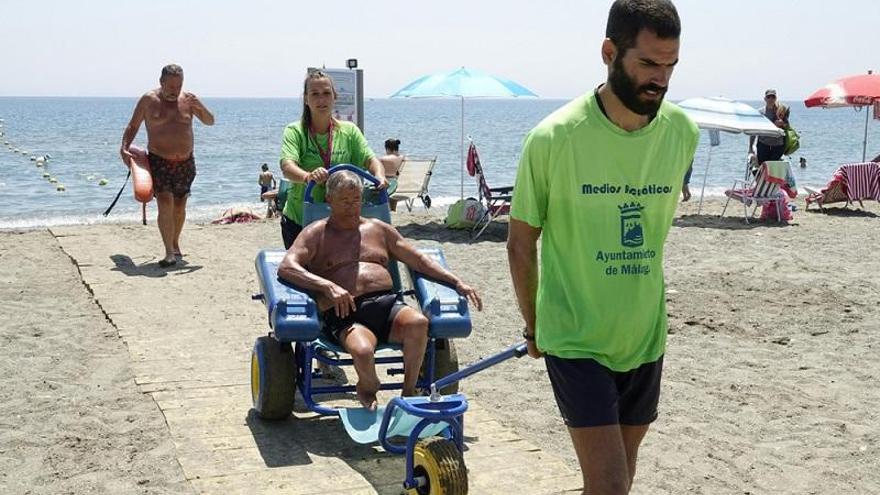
[408,437,468,495]
[251,335,296,419]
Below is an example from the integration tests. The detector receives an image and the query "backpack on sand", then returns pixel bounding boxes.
[444,198,485,229]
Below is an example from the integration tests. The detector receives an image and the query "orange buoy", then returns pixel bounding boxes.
[127,145,153,203]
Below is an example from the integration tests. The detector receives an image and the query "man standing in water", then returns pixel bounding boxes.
[120,64,215,267]
[507,1,697,493]
[749,89,791,165]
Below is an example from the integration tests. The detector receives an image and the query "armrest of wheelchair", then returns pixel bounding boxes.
[254,249,321,342]
[408,247,472,339]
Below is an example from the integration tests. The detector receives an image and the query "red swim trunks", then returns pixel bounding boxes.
[148,152,197,198]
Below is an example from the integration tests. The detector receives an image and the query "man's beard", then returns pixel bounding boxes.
[160,90,179,102]
[608,55,667,116]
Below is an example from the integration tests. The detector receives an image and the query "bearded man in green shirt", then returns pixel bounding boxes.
[507,1,698,494]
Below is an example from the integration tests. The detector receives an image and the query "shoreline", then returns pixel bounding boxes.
[0,187,836,231]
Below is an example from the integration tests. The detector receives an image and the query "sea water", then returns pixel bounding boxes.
[0,96,877,228]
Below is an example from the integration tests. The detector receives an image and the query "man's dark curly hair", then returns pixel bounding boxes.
[606,0,681,54]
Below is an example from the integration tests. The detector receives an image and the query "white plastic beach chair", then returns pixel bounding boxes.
[390,156,436,211]
[721,161,787,223]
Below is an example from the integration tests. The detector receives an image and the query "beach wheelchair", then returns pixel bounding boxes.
[250,165,524,494]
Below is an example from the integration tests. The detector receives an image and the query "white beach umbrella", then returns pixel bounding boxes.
[678,97,784,213]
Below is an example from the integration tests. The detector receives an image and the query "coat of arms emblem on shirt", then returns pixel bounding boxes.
[619,202,644,248]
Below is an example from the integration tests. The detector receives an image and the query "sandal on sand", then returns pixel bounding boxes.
[158,258,177,268]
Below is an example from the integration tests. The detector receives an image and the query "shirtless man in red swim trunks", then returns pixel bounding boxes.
[120,64,215,267]
[278,170,482,411]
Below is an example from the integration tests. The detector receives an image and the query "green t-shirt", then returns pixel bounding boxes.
[511,92,699,371]
[279,120,375,224]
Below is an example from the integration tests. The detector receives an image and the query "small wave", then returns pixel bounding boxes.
[0,212,141,230]
[0,201,268,230]
[2,184,829,231]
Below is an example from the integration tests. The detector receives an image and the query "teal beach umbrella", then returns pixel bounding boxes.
[391,67,537,199]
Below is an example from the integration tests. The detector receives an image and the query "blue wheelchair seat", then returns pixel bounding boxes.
[254,164,472,344]
[314,335,402,355]
[255,248,472,343]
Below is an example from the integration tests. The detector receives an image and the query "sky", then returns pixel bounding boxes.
[1,0,878,101]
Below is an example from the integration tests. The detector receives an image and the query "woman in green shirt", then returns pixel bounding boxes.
[278,70,387,249]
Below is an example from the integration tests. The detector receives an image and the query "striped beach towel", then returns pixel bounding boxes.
[839,162,880,202]
[763,161,798,198]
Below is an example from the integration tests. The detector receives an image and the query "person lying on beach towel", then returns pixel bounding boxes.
[211,207,262,224]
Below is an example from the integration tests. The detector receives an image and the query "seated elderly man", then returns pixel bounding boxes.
[278,170,482,411]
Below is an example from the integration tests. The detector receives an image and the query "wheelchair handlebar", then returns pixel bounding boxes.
[431,341,529,393]
[304,164,388,204]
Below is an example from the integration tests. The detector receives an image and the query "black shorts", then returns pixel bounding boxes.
[545,355,663,428]
[756,142,785,164]
[321,290,407,345]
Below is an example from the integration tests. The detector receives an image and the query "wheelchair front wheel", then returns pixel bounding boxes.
[251,334,297,419]
[409,437,468,495]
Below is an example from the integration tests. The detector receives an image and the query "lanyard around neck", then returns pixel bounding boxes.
[309,120,334,168]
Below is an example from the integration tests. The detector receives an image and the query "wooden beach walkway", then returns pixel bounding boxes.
[52,223,581,495]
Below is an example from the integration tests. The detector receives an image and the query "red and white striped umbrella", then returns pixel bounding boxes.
[804,72,880,108]
[804,72,880,161]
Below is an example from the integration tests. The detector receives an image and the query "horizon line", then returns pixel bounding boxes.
[0,94,768,102]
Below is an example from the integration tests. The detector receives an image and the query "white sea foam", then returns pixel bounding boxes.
[0,202,267,230]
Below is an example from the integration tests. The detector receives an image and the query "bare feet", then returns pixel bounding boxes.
[681,185,692,202]
[356,381,378,411]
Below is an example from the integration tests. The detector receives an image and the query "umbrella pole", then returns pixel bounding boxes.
[697,146,714,215]
[460,96,465,199]
[862,105,870,162]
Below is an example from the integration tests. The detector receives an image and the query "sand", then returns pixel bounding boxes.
[0,231,190,494]
[0,197,878,494]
